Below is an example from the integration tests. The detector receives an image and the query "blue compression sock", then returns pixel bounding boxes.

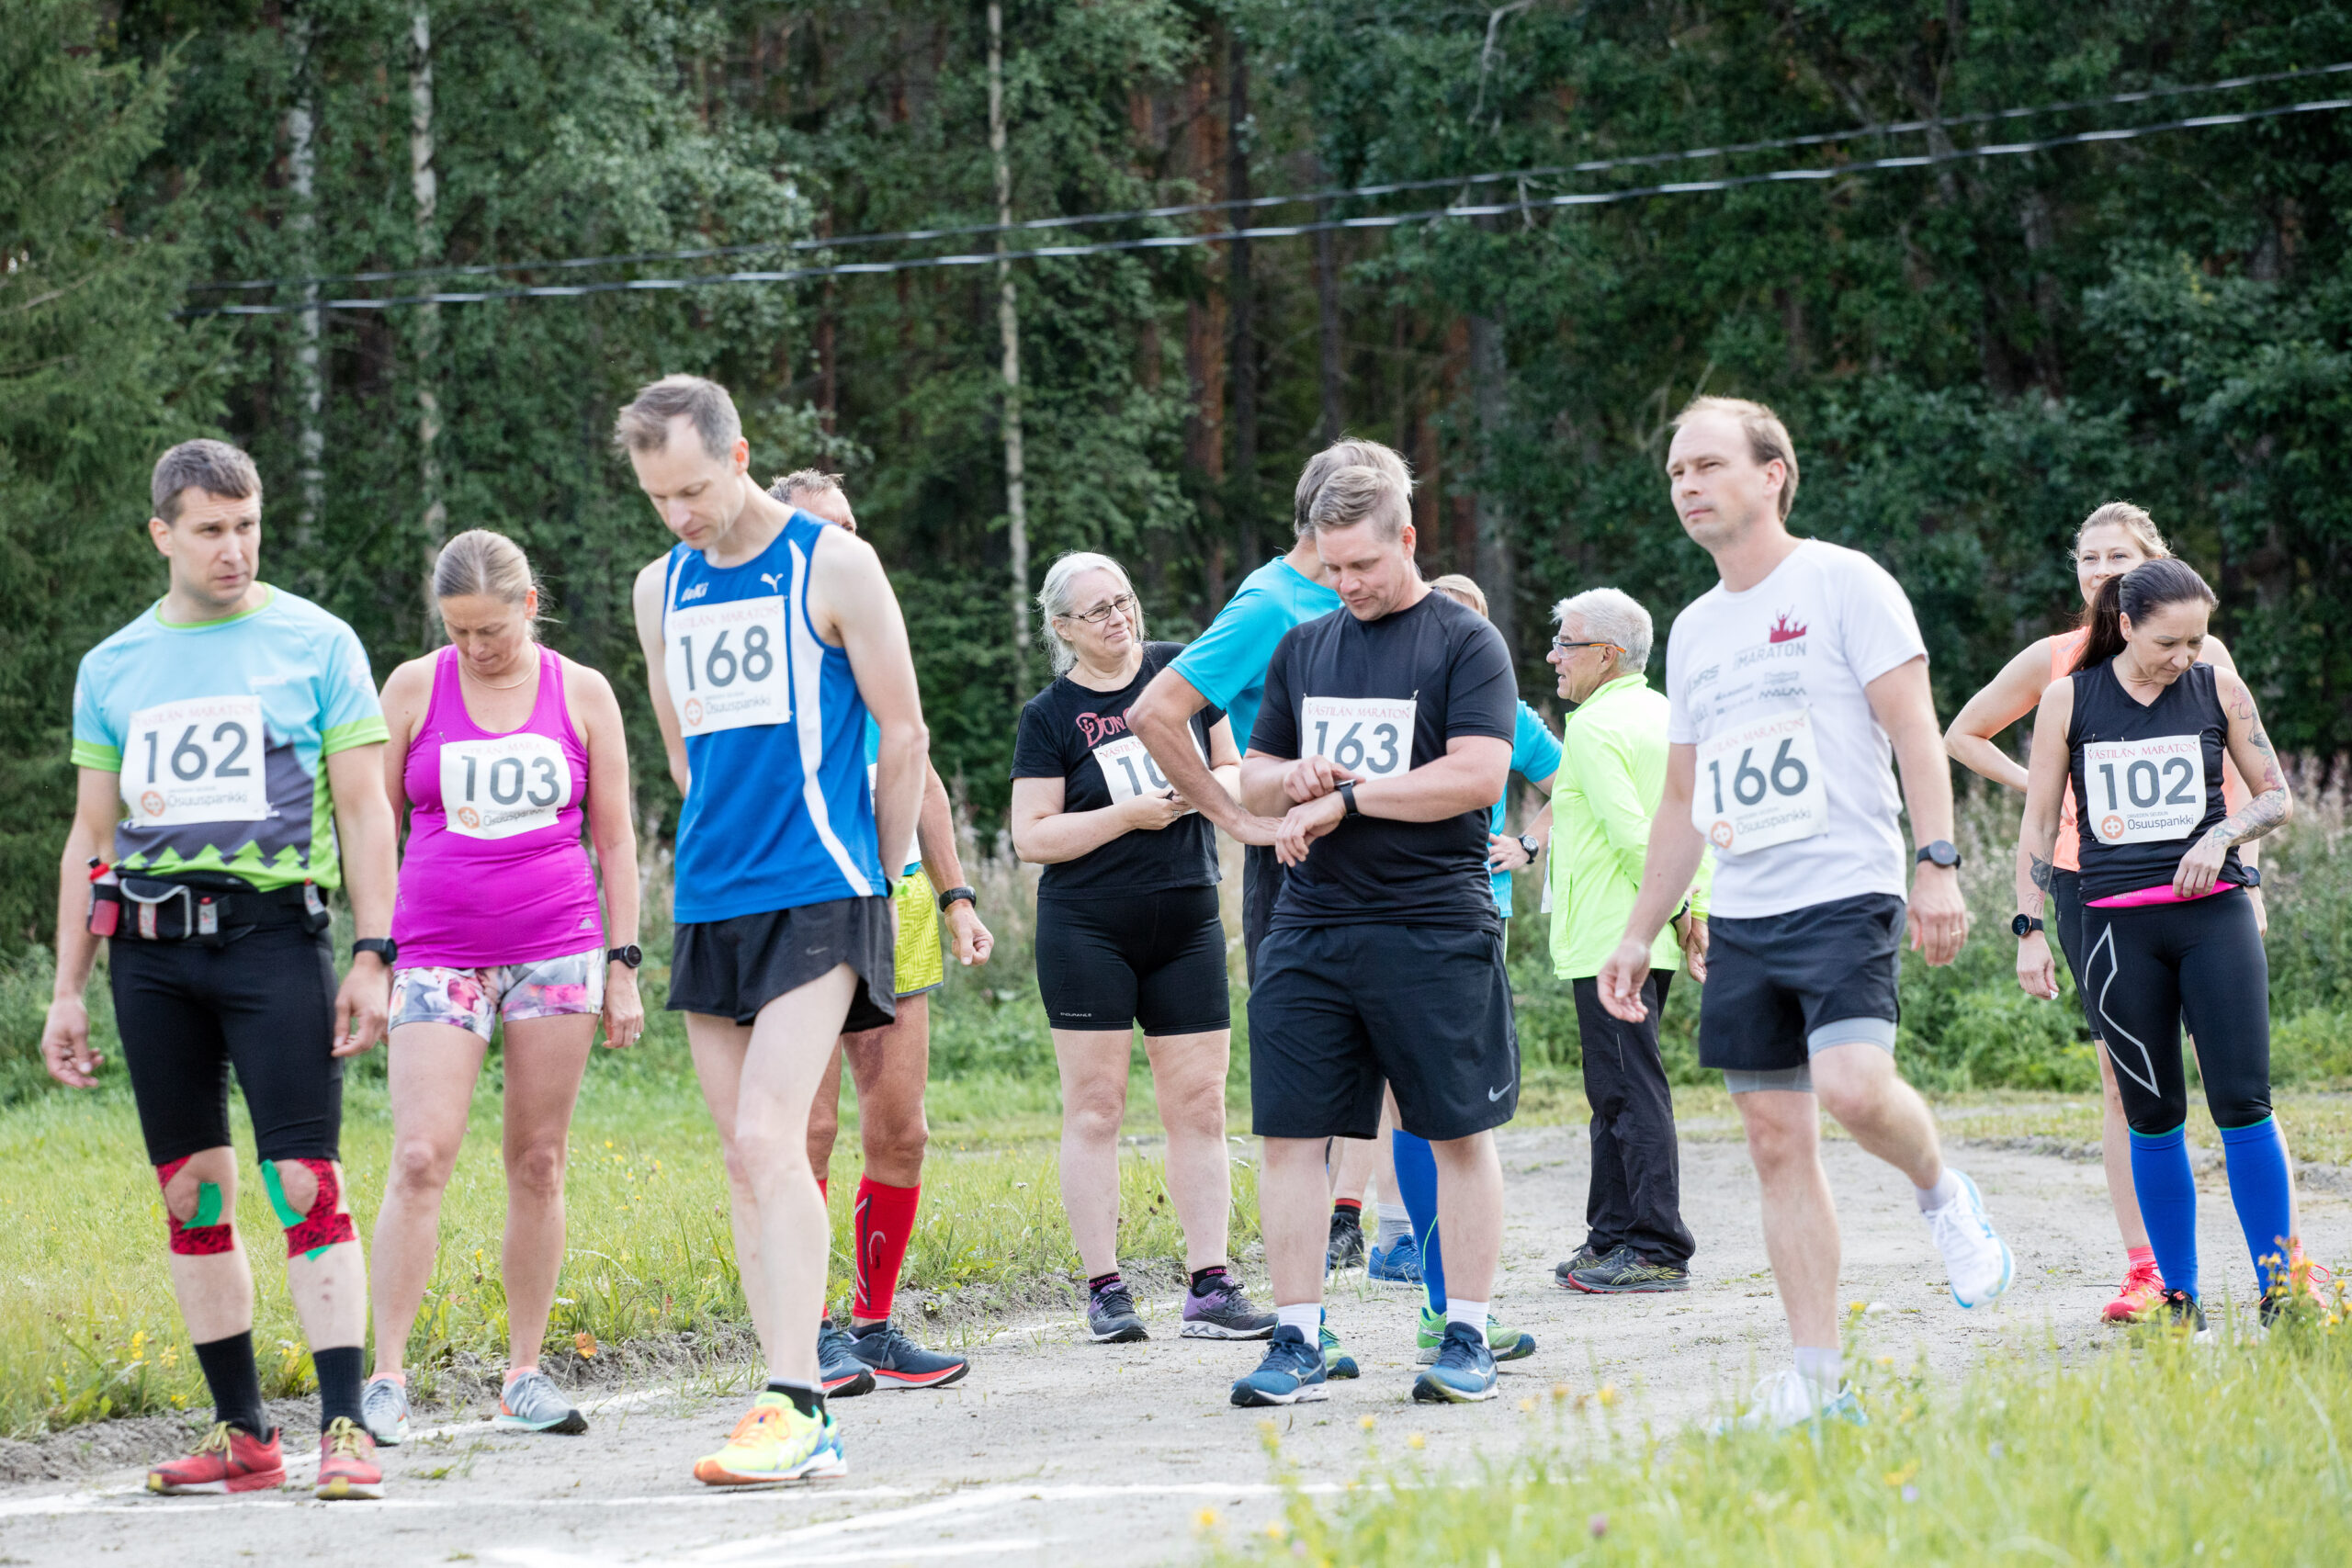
[2218,1117,2296,1296]
[2129,1124,2199,1302]
[1391,1129,1447,1311]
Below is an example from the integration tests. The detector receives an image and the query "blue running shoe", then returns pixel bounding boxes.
[1366,1233,1423,1288]
[848,1322,970,1389]
[1411,1321,1498,1404]
[1320,1320,1359,1380]
[816,1317,876,1397]
[1229,1325,1328,1407]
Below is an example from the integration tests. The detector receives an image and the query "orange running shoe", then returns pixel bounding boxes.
[2103,1254,2165,1322]
[313,1416,384,1500]
[146,1421,285,1495]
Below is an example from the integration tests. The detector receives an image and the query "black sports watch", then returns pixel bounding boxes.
[2011,914,2043,939]
[607,944,643,969]
[936,885,977,913]
[352,937,397,966]
[2238,866,2262,889]
[1338,779,1361,817]
[1916,840,1962,869]
[1517,833,1543,864]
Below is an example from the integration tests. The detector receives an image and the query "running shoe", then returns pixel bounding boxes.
[817,1317,878,1395]
[1228,1325,1328,1407]
[1320,1321,1360,1380]
[848,1322,971,1389]
[1414,1304,1535,1364]
[1365,1233,1423,1288]
[1718,1370,1866,1433]
[693,1392,847,1486]
[2102,1255,2165,1323]
[146,1422,285,1495]
[493,1370,587,1434]
[1088,1282,1148,1343]
[1925,1169,2014,1309]
[1181,1274,1276,1339]
[1326,1208,1367,1274]
[1551,1243,1604,1288]
[1411,1321,1498,1404]
[359,1375,411,1447]
[313,1416,384,1501]
[1562,1245,1690,1294]
[2157,1289,2211,1340]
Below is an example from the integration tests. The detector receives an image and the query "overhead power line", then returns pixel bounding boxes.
[187,60,2352,298]
[179,91,2352,319]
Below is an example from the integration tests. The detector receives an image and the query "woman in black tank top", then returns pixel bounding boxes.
[2012,559,2301,1328]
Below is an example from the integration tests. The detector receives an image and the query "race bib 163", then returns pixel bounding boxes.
[122,695,268,827]
[664,596,789,737]
[1300,695,1416,781]
[2082,733,2206,845]
[1691,706,1828,854]
[440,733,571,840]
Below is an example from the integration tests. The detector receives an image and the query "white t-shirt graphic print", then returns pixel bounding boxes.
[1665,539,1926,919]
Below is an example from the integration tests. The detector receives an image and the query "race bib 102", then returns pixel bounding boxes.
[122,695,268,827]
[1300,695,1416,781]
[664,596,789,738]
[441,733,571,840]
[1691,706,1828,855]
[2082,733,2206,845]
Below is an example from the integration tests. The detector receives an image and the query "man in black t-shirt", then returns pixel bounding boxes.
[1232,463,1521,1410]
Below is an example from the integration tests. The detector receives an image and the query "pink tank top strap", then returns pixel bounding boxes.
[424,642,466,733]
[2051,627,2090,874]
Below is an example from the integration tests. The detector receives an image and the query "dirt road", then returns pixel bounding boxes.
[4,1124,2340,1567]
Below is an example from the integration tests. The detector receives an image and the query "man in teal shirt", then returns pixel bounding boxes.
[1545,588,1709,1294]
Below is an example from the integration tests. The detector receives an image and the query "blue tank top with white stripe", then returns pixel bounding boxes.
[663,511,884,922]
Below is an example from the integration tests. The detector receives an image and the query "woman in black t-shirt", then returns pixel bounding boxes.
[1012,551,1272,1347]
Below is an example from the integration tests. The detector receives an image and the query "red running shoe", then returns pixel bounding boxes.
[313,1416,384,1500]
[146,1422,285,1495]
[2103,1255,2165,1322]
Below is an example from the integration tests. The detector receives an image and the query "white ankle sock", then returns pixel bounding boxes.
[1792,1345,1841,1395]
[1915,1169,1962,1213]
[1275,1303,1323,1341]
[1446,1298,1488,1334]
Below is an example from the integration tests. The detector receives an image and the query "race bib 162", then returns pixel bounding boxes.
[2081,733,2206,845]
[121,695,268,827]
[1300,695,1416,781]
[1691,706,1828,854]
[664,596,789,737]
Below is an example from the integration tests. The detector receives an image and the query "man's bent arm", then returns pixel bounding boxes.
[1238,750,1298,818]
[1619,743,1707,949]
[1133,668,1279,842]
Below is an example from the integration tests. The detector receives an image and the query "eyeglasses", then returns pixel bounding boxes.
[1551,638,1619,654]
[1062,593,1137,626]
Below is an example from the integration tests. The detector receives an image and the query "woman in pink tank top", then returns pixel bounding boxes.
[363,531,642,1441]
[1943,502,2303,1323]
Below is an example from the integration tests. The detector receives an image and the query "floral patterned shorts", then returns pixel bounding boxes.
[389,947,606,1041]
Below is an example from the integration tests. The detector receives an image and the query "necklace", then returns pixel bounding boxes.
[461,660,534,692]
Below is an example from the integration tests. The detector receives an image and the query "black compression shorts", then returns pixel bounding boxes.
[1035,885,1229,1035]
[110,921,345,1167]
[669,895,896,1032]
[2081,887,2271,1134]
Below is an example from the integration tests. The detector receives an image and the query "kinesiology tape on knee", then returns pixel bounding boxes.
[261,1158,356,1259]
[155,1157,234,1257]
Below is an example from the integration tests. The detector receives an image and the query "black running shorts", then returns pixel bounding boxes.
[109,921,344,1167]
[1699,893,1906,1080]
[1247,922,1519,1142]
[1035,885,1230,1035]
[1240,843,1284,986]
[668,895,895,1032]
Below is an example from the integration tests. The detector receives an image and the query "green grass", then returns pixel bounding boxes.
[1218,1312,2352,1566]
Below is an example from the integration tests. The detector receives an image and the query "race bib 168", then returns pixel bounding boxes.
[664,596,789,737]
[2082,733,2206,845]
[1691,706,1828,854]
[1300,695,1416,781]
[122,695,268,827]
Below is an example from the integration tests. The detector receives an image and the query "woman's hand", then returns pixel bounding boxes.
[602,964,645,1049]
[1120,788,1193,833]
[2016,930,2059,1000]
[2174,829,2232,899]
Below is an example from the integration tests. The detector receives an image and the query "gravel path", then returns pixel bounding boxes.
[4,1124,2340,1567]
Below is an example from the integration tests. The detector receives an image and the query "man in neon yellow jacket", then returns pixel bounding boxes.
[1545,588,1711,1294]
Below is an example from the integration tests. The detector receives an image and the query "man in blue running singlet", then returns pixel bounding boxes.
[623,377,927,1486]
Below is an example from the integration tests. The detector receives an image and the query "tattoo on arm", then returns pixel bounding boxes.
[2029,854,2053,895]
[2210,788,2290,849]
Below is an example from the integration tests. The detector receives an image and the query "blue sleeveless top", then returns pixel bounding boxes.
[662,511,884,922]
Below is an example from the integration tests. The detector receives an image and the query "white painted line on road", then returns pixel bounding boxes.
[487,1540,1048,1568]
[981,1296,1183,1343]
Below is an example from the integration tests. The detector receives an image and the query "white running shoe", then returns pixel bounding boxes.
[1716,1369,1865,1433]
[1926,1168,2014,1308]
[360,1375,411,1447]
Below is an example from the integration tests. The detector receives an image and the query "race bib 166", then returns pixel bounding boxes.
[2082,734,2206,845]
[122,695,268,827]
[1691,706,1828,854]
[664,596,789,737]
[440,733,571,840]
[1300,695,1416,781]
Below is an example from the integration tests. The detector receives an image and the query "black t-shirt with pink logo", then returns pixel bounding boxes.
[1012,641,1224,898]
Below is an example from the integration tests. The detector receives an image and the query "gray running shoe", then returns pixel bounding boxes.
[492,1370,586,1435]
[1564,1244,1690,1294]
[360,1375,411,1448]
[818,1317,878,1396]
[1088,1282,1148,1343]
[1181,1273,1276,1339]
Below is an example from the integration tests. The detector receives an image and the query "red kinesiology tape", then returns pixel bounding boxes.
[155,1156,235,1257]
[284,1158,357,1258]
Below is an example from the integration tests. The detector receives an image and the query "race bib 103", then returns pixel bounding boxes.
[1691,706,1828,855]
[1300,695,1416,781]
[2082,733,2206,845]
[122,695,268,827]
[664,596,789,738]
[441,733,571,840]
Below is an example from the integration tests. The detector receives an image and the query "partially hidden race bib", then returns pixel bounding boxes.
[2081,733,2206,845]
[1300,695,1416,781]
[441,732,571,840]
[1091,732,1208,807]
[664,595,788,738]
[121,695,268,827]
[867,761,922,870]
[1691,706,1828,855]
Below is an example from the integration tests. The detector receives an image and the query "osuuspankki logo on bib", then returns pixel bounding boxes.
[2101,813,2125,840]
[684,697,704,728]
[140,790,166,818]
[1709,819,1736,850]
[457,806,481,830]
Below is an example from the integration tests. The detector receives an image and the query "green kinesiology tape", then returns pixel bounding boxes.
[190,1180,224,1229]
[259,1158,306,1229]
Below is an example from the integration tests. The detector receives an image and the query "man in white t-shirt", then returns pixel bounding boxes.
[1596,396,2013,1430]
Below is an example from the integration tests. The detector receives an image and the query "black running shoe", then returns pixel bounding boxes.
[816,1316,877,1396]
[1326,1209,1366,1273]
[1563,1244,1690,1294]
[1552,1243,1605,1288]
[2161,1290,2210,1337]
[849,1322,971,1389]
[1088,1282,1148,1343]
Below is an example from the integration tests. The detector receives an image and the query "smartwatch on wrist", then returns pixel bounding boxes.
[1916,840,1962,869]
[1517,833,1542,864]
[936,885,977,913]
[607,944,643,969]
[2011,914,2043,939]
[352,937,397,966]
[1338,779,1361,817]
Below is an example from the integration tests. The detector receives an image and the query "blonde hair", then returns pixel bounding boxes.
[433,530,538,629]
[1671,395,1800,521]
[1308,464,1410,542]
[1294,438,1414,537]
[2075,501,2170,561]
[770,468,845,505]
[1035,551,1145,676]
[1429,573,1487,616]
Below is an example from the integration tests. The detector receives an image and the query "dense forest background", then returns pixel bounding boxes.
[8,0,2352,941]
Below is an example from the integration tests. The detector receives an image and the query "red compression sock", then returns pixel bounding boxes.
[852,1177,921,1324]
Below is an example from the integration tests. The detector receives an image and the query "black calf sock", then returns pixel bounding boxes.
[765,1379,824,1419]
[1088,1270,1123,1295]
[1189,1265,1230,1296]
[311,1346,364,1432]
[193,1332,268,1438]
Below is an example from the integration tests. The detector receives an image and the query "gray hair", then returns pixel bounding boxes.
[612,374,742,460]
[769,468,844,505]
[1293,438,1412,537]
[1308,464,1410,542]
[152,439,260,523]
[1035,551,1145,676]
[1554,587,1653,674]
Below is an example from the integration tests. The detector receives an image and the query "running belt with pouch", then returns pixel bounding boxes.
[94,875,331,945]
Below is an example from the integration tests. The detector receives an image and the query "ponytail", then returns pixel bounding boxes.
[2079,558,2216,670]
